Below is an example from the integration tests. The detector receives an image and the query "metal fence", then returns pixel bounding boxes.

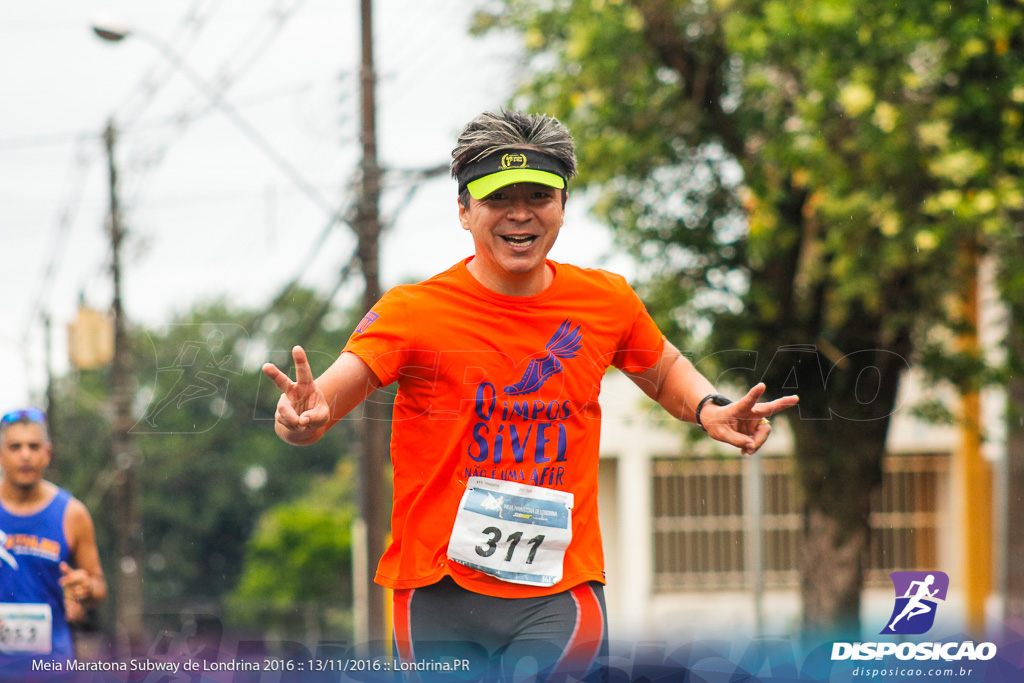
[652,452,949,592]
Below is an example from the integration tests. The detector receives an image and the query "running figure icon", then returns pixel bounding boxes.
[888,574,939,631]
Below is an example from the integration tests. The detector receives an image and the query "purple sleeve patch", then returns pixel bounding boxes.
[354,311,379,334]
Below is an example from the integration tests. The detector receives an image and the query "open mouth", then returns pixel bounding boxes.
[501,234,538,246]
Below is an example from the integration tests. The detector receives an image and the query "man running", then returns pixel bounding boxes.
[0,408,107,674]
[264,110,799,681]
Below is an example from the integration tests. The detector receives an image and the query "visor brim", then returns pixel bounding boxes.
[466,169,565,200]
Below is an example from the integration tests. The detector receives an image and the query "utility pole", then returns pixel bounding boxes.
[354,0,389,645]
[104,119,146,650]
[43,313,55,443]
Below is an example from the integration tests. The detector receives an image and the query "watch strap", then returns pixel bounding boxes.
[695,393,732,431]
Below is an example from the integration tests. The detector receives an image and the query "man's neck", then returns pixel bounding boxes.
[466,259,555,297]
[0,479,54,513]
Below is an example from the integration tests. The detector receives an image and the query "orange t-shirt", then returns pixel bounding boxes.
[343,258,665,598]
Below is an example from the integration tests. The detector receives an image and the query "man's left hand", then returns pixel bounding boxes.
[701,383,799,455]
[59,561,93,604]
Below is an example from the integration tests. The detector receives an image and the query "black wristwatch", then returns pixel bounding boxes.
[695,393,732,431]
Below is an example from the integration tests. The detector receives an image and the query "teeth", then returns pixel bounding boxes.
[503,235,536,245]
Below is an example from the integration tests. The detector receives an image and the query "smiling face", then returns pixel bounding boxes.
[0,422,51,492]
[458,182,566,296]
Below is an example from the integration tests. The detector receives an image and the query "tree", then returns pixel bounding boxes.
[50,288,360,638]
[474,0,1024,635]
[227,461,357,640]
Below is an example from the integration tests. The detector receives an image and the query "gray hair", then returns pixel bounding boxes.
[451,110,577,207]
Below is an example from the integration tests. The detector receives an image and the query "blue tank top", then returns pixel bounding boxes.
[0,487,74,661]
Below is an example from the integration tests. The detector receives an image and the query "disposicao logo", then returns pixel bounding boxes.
[831,570,997,663]
[881,570,949,635]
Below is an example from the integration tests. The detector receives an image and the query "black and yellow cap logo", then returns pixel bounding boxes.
[500,153,529,169]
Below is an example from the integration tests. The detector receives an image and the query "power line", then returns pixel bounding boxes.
[0,81,316,155]
[0,130,100,152]
[124,81,318,134]
[20,140,100,343]
[203,0,311,96]
[380,163,449,232]
[116,0,310,145]
[90,0,357,241]
[378,0,464,109]
[249,159,448,343]
[11,0,224,386]
[250,170,360,330]
[113,0,227,128]
[116,79,326,207]
[12,0,362,408]
[111,0,325,230]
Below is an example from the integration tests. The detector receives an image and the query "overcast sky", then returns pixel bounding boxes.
[0,0,632,413]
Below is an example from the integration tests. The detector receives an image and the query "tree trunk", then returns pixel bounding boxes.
[790,415,881,640]
[780,342,906,638]
[799,506,868,638]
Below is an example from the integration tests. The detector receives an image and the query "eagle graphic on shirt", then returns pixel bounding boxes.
[504,319,583,396]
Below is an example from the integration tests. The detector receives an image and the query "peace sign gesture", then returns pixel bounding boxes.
[699,383,799,456]
[262,346,331,438]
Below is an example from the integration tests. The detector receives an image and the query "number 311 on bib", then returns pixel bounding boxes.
[446,477,574,586]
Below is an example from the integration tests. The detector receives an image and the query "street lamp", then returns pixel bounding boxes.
[93,11,392,645]
[91,15,131,43]
[91,17,344,223]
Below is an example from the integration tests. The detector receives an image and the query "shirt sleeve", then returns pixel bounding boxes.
[342,287,412,386]
[611,285,666,373]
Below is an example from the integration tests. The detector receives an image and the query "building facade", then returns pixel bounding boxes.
[595,368,989,642]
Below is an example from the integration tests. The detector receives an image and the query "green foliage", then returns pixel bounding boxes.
[48,288,361,633]
[226,463,356,637]
[476,0,1023,359]
[475,0,1024,631]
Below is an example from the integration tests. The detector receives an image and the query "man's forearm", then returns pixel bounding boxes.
[653,353,718,424]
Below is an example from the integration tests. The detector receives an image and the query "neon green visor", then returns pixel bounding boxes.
[458,149,568,199]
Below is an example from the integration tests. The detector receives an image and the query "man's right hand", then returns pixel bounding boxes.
[262,346,331,440]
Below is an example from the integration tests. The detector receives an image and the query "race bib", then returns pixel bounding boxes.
[447,477,574,586]
[0,603,53,655]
